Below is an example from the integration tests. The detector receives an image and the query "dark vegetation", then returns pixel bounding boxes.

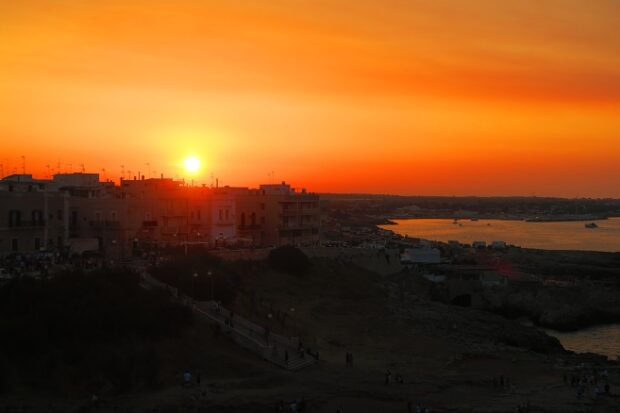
[267,245,312,275]
[0,267,193,395]
[150,250,242,306]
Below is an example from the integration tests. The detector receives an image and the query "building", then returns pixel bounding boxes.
[401,246,441,264]
[0,174,320,258]
[235,182,320,247]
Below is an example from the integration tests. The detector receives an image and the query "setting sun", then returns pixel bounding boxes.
[183,156,201,174]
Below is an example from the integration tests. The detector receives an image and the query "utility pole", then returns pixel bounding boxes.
[185,198,189,256]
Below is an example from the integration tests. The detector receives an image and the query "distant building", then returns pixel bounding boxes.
[472,241,486,249]
[401,246,441,264]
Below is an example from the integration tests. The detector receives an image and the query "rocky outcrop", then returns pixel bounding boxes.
[483,285,620,331]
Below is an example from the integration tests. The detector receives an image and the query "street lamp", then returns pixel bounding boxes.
[193,272,198,300]
[208,270,213,301]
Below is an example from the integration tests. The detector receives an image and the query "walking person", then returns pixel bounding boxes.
[385,370,391,385]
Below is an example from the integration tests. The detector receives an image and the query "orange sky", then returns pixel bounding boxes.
[1,0,619,196]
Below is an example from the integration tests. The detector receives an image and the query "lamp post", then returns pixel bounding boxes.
[193,272,198,300]
[208,270,213,301]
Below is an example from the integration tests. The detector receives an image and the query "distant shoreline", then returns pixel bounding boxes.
[380,217,620,253]
[385,215,613,223]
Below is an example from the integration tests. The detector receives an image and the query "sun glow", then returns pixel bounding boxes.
[183,156,201,174]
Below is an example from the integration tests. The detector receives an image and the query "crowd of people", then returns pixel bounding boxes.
[0,251,76,279]
[564,366,612,401]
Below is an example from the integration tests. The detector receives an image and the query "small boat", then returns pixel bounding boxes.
[585,222,598,229]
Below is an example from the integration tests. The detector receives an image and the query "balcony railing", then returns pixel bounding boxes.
[89,220,121,229]
[7,220,46,228]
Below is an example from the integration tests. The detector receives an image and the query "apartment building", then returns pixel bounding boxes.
[0,174,320,258]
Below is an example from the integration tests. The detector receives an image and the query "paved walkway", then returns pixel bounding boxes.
[140,270,316,371]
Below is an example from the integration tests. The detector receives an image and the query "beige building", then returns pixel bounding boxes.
[236,182,320,247]
[0,174,320,258]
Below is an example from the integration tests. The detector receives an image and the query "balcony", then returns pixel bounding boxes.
[278,222,317,230]
[214,219,235,227]
[238,224,262,231]
[8,220,46,228]
[89,220,121,229]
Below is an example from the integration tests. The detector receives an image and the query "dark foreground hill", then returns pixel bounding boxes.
[0,268,193,395]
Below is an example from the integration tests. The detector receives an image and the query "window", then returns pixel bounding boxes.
[32,210,44,226]
[57,209,63,220]
[11,238,18,251]
[34,237,41,251]
[95,211,102,222]
[8,210,21,227]
[110,211,117,221]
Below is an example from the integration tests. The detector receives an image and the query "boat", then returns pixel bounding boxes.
[585,222,598,229]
